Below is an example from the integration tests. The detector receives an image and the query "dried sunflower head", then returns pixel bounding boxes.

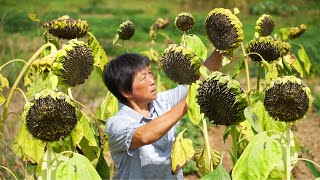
[156,17,171,30]
[264,76,312,122]
[42,15,89,39]
[205,8,244,52]
[175,12,195,32]
[53,39,94,87]
[24,90,77,142]
[255,14,275,37]
[161,44,201,85]
[246,36,284,62]
[197,71,248,126]
[282,42,292,55]
[117,20,135,40]
[288,24,307,39]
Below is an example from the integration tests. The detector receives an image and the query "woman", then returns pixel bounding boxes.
[102,51,222,179]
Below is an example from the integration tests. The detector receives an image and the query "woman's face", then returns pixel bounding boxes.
[130,66,157,103]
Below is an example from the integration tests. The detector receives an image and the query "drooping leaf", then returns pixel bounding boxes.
[113,33,119,45]
[244,106,262,133]
[223,126,231,143]
[252,101,286,132]
[95,152,110,179]
[36,145,70,180]
[187,82,203,126]
[305,161,320,178]
[201,161,231,180]
[25,71,58,99]
[171,128,195,174]
[267,129,300,179]
[56,153,102,180]
[298,45,311,75]
[0,94,5,105]
[232,132,282,179]
[88,32,108,72]
[262,62,278,83]
[12,123,46,164]
[194,145,221,176]
[28,13,41,23]
[78,111,100,165]
[291,54,304,77]
[185,34,207,62]
[0,74,9,91]
[232,58,245,78]
[96,90,119,122]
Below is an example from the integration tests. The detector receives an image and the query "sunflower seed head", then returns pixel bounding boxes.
[42,15,89,39]
[255,14,275,37]
[288,24,307,39]
[197,71,247,126]
[117,20,135,40]
[205,8,244,52]
[175,12,195,32]
[264,76,312,122]
[24,90,77,142]
[53,39,94,87]
[161,44,201,84]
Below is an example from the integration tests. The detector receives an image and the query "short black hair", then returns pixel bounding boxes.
[102,53,151,103]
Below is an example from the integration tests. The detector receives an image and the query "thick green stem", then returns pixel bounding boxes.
[0,59,26,71]
[202,118,213,171]
[47,144,52,180]
[231,126,238,165]
[257,62,262,91]
[241,43,252,106]
[285,124,291,180]
[0,43,56,140]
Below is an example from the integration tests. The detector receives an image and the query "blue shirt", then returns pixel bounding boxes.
[106,85,189,179]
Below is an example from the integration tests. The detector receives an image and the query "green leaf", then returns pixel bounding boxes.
[0,94,5,105]
[78,111,100,165]
[56,153,102,180]
[305,161,320,178]
[28,13,41,23]
[244,106,262,133]
[184,34,207,62]
[88,32,108,72]
[263,62,278,83]
[194,145,221,176]
[36,146,70,179]
[232,132,282,179]
[298,45,311,75]
[70,119,84,145]
[252,101,286,132]
[201,161,231,180]
[223,126,231,143]
[96,91,118,121]
[12,123,46,164]
[291,54,304,77]
[171,128,195,174]
[95,152,110,179]
[187,82,203,125]
[279,28,289,41]
[26,72,58,99]
[113,33,119,45]
[231,58,245,78]
[0,74,9,91]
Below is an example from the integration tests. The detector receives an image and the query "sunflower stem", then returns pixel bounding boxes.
[0,165,18,180]
[291,158,320,169]
[257,62,262,91]
[47,143,52,180]
[0,59,26,72]
[0,43,56,140]
[231,125,238,165]
[285,123,291,180]
[13,88,28,103]
[202,118,213,171]
[241,42,251,106]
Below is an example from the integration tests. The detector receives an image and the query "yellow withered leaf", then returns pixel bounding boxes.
[171,128,195,174]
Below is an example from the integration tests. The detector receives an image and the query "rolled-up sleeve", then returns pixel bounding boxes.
[106,117,141,156]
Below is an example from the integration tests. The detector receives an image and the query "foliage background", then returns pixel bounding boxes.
[0,0,319,179]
